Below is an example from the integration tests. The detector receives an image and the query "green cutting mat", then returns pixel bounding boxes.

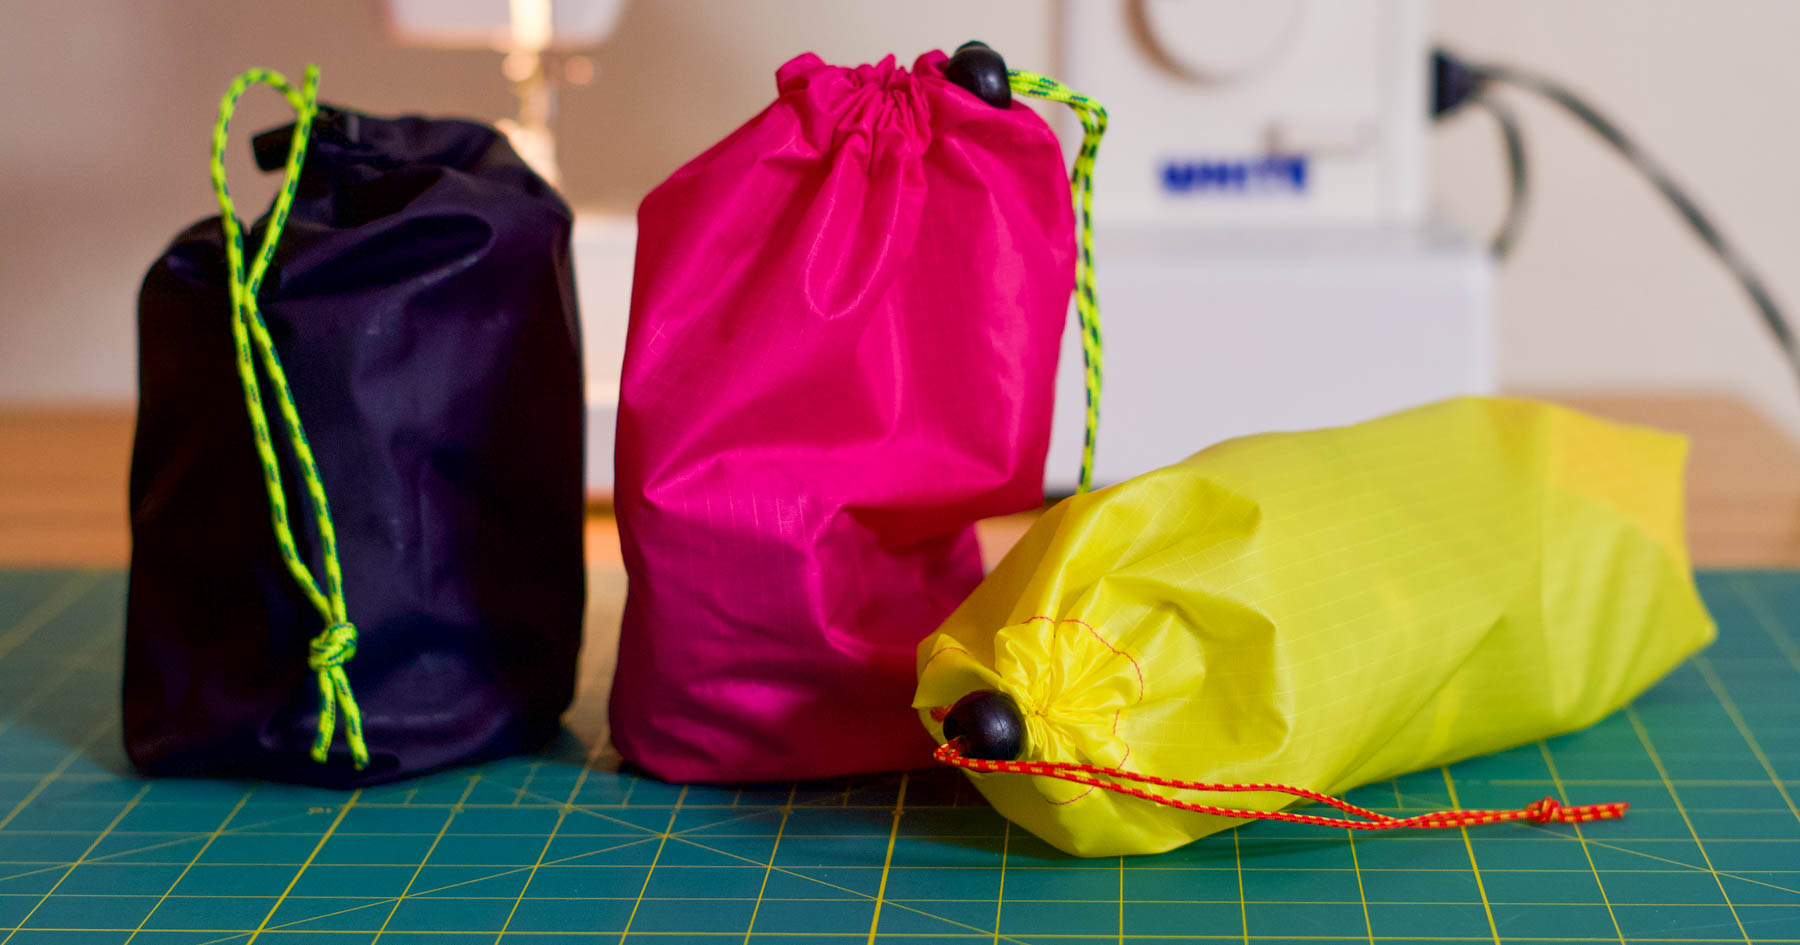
[1,570,1797,944]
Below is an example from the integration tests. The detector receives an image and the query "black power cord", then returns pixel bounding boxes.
[1433,52,1529,260]
[1433,48,1800,391]
[1468,90,1529,260]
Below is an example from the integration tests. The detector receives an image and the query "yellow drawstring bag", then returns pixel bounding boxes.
[914,397,1715,857]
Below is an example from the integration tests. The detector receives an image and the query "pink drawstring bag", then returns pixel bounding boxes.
[610,48,1102,782]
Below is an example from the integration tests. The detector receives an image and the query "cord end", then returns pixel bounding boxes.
[940,690,1026,761]
[944,41,1013,109]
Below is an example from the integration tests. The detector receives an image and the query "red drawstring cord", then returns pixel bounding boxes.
[933,740,1628,831]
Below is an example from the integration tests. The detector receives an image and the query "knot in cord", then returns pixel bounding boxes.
[1525,796,1564,824]
[308,622,357,670]
[305,619,369,769]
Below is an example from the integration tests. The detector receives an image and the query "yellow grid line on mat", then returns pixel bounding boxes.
[993,819,1011,944]
[0,571,100,663]
[1233,823,1248,944]
[123,790,254,943]
[0,633,117,739]
[0,715,115,833]
[1346,826,1374,945]
[618,784,687,944]
[373,774,482,942]
[1116,848,1125,945]
[743,783,797,944]
[11,934,1800,942]
[3,571,1800,943]
[496,766,587,942]
[244,788,362,944]
[513,760,544,807]
[1627,705,1751,945]
[132,771,1009,945]
[646,815,1038,945]
[1694,653,1800,825]
[2,781,150,944]
[169,834,672,943]
[865,770,909,944]
[1442,766,1501,945]
[0,805,381,884]
[1732,573,1800,674]
[1539,740,1626,945]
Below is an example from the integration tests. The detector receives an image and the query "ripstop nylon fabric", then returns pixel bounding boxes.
[916,397,1716,856]
[610,51,1080,782]
[126,69,584,787]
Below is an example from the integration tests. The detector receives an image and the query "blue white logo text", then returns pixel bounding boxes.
[1161,155,1308,195]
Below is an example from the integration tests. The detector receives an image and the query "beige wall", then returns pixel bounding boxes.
[3,0,1797,436]
[1431,2,1800,436]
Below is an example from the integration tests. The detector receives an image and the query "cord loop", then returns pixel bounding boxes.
[211,66,369,770]
[1008,70,1106,493]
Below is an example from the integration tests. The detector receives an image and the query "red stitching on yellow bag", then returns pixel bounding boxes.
[1026,615,1145,702]
[1017,616,1145,807]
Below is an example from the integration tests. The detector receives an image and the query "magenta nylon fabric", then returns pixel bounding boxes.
[609,51,1077,783]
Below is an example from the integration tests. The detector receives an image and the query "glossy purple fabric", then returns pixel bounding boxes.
[126,110,583,787]
[610,51,1076,782]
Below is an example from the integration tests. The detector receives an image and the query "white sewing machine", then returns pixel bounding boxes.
[1038,0,1492,492]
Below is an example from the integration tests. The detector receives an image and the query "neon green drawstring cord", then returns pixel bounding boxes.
[210,66,368,769]
[1008,71,1107,495]
[198,66,1095,770]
